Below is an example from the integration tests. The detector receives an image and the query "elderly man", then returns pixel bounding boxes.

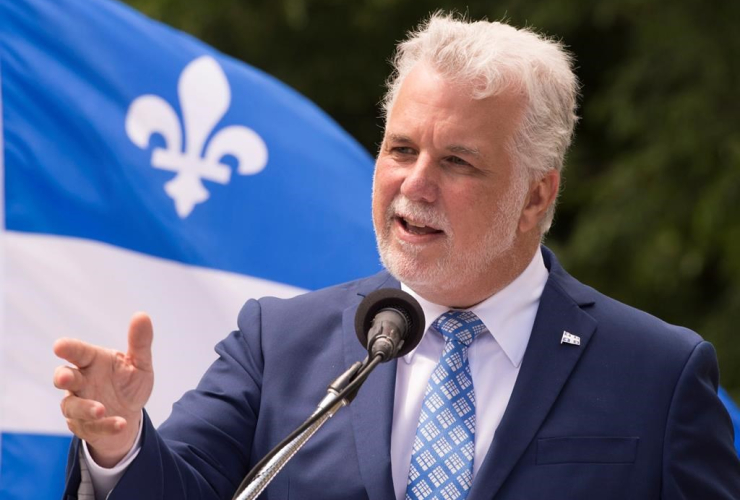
[55,13,740,500]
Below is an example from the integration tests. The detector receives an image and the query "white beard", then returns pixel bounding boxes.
[373,179,528,297]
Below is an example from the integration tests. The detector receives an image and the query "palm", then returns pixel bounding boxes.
[86,348,153,419]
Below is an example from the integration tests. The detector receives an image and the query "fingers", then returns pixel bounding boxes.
[127,312,153,372]
[53,365,86,393]
[61,394,127,436]
[66,415,126,438]
[53,337,99,369]
[60,393,106,421]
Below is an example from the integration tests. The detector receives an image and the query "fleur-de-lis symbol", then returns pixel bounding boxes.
[125,56,268,218]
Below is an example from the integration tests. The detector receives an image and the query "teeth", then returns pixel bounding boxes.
[405,218,427,228]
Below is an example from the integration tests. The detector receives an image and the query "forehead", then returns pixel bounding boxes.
[385,64,525,148]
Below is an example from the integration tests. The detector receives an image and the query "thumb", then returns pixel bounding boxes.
[127,312,154,372]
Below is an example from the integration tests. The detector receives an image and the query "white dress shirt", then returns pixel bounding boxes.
[79,417,142,498]
[83,250,548,500]
[391,250,548,500]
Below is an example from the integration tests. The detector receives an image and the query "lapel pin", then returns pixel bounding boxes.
[560,331,581,346]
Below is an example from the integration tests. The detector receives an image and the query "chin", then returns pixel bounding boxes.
[379,245,456,292]
[378,231,523,301]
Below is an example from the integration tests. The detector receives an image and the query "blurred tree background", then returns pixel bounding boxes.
[124,0,740,398]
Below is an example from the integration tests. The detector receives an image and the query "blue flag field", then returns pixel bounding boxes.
[0,0,379,497]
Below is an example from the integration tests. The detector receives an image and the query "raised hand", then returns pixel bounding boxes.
[53,312,155,467]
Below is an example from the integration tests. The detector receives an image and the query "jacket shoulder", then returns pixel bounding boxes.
[544,246,703,359]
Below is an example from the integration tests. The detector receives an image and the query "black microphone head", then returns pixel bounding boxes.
[354,288,425,359]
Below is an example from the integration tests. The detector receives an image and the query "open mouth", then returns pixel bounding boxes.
[396,216,444,236]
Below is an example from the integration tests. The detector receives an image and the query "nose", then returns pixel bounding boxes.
[399,154,438,203]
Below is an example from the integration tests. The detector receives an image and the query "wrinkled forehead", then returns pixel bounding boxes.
[386,61,527,124]
[385,63,527,139]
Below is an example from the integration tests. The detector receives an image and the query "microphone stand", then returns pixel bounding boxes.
[232,355,384,500]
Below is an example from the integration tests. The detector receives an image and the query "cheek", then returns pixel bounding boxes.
[446,189,501,241]
[372,163,401,201]
[371,166,396,224]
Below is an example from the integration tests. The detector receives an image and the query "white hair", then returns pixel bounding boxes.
[381,12,580,232]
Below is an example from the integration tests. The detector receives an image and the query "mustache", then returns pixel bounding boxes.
[387,197,451,233]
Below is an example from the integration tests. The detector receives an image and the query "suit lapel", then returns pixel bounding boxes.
[343,274,400,500]
[468,253,598,500]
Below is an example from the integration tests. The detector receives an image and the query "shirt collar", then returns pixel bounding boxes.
[401,249,549,368]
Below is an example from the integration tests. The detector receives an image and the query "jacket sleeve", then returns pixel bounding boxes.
[662,341,740,499]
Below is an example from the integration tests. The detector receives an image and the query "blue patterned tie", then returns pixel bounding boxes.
[405,310,486,500]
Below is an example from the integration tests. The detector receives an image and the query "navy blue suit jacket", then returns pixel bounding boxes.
[63,248,740,499]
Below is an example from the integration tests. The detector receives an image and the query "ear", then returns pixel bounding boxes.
[518,169,560,233]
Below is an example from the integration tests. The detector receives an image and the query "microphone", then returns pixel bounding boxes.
[354,288,425,361]
[234,289,424,499]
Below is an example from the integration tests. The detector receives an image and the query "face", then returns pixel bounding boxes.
[372,64,533,306]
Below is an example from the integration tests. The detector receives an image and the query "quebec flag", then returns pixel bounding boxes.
[0,0,379,497]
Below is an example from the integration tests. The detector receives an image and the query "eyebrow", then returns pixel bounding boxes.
[448,144,481,158]
[385,133,482,158]
[386,133,413,144]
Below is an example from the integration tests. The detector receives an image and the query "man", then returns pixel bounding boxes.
[54,13,740,499]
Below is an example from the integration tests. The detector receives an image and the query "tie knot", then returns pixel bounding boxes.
[433,310,486,347]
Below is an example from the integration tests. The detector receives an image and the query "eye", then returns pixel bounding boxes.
[385,145,417,162]
[391,146,416,155]
[444,156,473,168]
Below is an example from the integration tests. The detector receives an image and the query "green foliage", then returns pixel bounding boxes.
[123,0,740,398]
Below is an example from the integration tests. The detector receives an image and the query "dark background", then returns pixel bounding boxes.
[124,0,740,399]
